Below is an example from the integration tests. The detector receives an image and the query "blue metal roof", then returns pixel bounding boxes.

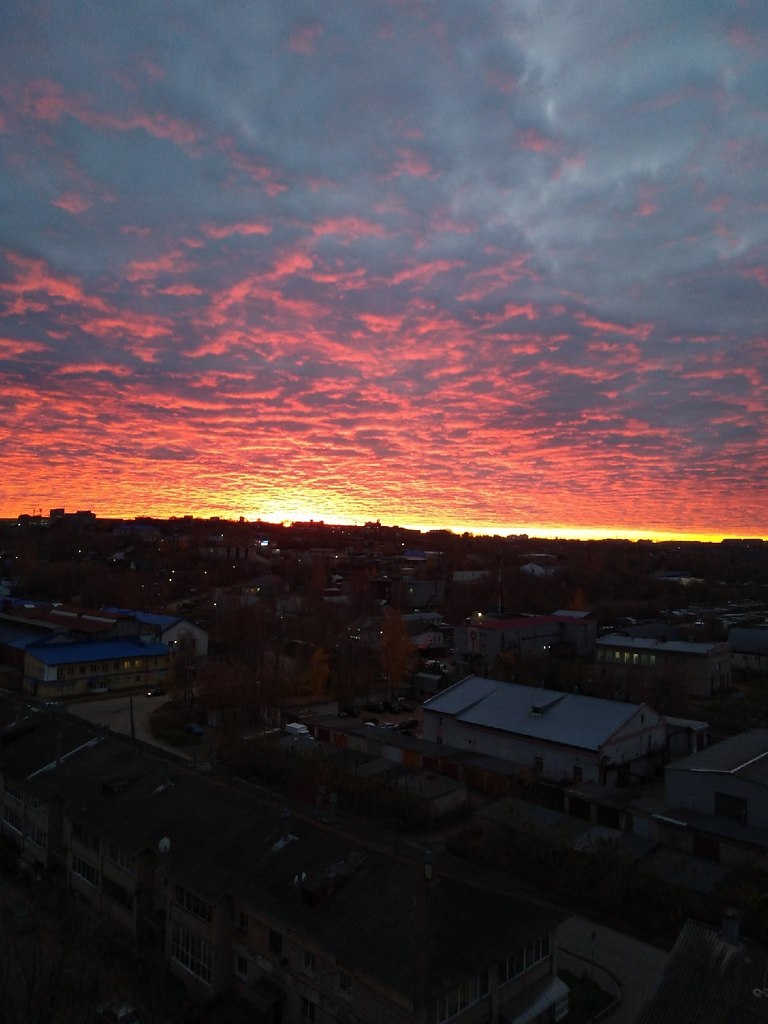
[24,638,169,665]
[103,607,181,629]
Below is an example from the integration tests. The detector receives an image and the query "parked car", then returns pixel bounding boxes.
[398,719,419,732]
[146,687,166,697]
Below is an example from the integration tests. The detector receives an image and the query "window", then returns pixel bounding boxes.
[302,997,316,1022]
[269,929,283,956]
[235,954,248,979]
[72,854,98,887]
[534,756,543,774]
[169,920,211,982]
[106,841,134,873]
[498,933,551,985]
[25,820,47,849]
[573,765,583,783]
[339,971,353,998]
[303,949,316,974]
[174,884,212,923]
[237,911,249,935]
[3,805,22,834]
[435,972,489,1023]
[103,875,133,911]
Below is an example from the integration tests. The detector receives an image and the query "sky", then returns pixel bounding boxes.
[1,2,766,540]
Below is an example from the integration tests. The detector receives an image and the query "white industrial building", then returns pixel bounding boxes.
[422,676,667,785]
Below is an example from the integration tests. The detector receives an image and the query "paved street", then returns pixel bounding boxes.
[558,914,670,1022]
[68,693,192,759]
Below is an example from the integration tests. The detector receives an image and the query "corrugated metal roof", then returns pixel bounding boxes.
[666,730,768,783]
[597,633,726,655]
[23,638,169,665]
[636,918,768,1023]
[425,676,645,751]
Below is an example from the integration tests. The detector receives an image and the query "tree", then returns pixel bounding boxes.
[379,608,415,696]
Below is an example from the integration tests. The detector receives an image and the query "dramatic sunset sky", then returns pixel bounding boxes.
[1,2,766,539]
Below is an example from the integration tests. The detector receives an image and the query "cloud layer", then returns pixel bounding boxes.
[1,1,766,537]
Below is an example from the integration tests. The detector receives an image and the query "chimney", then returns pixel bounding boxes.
[721,907,740,945]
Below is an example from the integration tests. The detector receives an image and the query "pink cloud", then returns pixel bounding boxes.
[501,303,538,321]
[52,192,93,214]
[358,313,403,334]
[157,283,204,296]
[517,129,560,154]
[741,266,768,287]
[1,252,110,312]
[728,25,761,56]
[17,78,201,147]
[390,259,460,286]
[289,24,323,54]
[202,221,272,239]
[389,148,434,178]
[0,336,49,356]
[575,313,654,341]
[311,217,387,240]
[123,249,194,283]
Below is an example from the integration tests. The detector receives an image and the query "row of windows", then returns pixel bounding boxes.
[103,874,134,911]
[170,921,211,982]
[72,854,99,887]
[498,933,552,985]
[175,883,213,923]
[435,971,489,1024]
[2,804,48,847]
[597,649,657,666]
[106,840,135,874]
[3,805,22,833]
[54,657,168,679]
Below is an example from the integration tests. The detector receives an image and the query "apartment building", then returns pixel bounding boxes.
[0,697,568,1023]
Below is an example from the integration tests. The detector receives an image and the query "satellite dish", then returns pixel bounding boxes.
[158,836,171,854]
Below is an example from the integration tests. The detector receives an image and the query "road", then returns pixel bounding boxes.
[558,914,669,1022]
[68,693,193,759]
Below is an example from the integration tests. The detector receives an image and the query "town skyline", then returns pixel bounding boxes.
[2,3,766,540]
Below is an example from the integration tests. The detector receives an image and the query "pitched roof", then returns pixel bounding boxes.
[636,918,768,1023]
[424,676,650,751]
[666,730,768,784]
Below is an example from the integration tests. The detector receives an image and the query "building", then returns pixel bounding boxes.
[423,676,667,785]
[455,611,596,674]
[728,625,768,675]
[104,607,209,657]
[665,730,768,830]
[18,636,171,698]
[636,914,768,1023]
[595,634,731,699]
[0,696,569,1023]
